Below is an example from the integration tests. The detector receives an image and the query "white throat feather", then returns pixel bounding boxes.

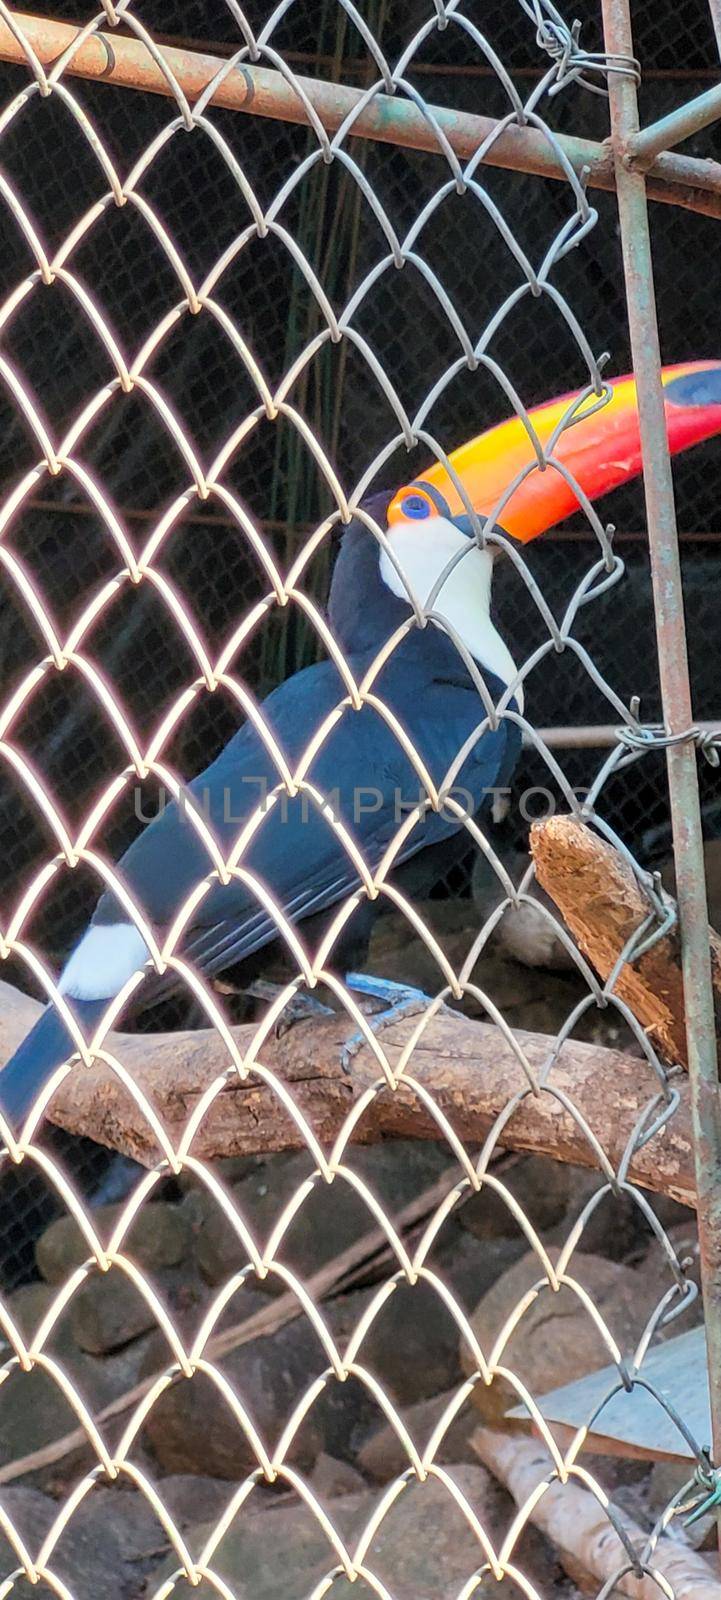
[379,518,524,713]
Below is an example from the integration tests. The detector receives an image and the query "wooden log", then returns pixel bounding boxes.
[0,978,703,1207]
[531,816,721,1071]
[472,1427,721,1599]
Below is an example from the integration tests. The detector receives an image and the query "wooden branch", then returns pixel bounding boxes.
[0,978,704,1207]
[472,1428,721,1599]
[531,816,721,1071]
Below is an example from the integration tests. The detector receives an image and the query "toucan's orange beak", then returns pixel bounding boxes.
[387,361,721,542]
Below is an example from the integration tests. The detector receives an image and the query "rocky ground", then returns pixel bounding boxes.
[0,1135,707,1599]
[1,853,714,1597]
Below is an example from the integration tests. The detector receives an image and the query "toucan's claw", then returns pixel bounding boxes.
[340,973,445,1072]
[242,979,335,1037]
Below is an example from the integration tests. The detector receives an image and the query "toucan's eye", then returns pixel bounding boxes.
[401,493,431,519]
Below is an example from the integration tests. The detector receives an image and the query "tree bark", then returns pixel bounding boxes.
[472,1428,721,1599]
[0,978,702,1207]
[531,815,721,1072]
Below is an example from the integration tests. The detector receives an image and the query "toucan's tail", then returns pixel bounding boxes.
[0,999,108,1134]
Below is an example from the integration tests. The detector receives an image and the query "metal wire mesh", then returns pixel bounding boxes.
[0,0,720,972]
[0,2,718,1596]
[0,12,719,992]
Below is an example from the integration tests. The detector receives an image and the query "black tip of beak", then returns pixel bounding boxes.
[665,366,721,408]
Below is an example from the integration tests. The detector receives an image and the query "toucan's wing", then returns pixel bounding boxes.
[103,654,518,999]
[175,864,364,982]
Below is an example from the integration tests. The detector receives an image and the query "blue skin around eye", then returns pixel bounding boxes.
[401,495,431,518]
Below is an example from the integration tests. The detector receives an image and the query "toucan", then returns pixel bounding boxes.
[2,360,721,1145]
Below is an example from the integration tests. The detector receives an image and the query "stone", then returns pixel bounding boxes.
[70,1270,157,1354]
[0,1281,61,1344]
[158,1474,249,1529]
[0,1487,54,1597]
[548,1172,702,1269]
[140,1301,323,1479]
[546,1169,639,1261]
[431,1223,526,1310]
[471,848,576,970]
[357,1389,476,1482]
[461,1247,664,1427]
[310,1453,367,1498]
[309,1234,522,1452]
[149,1464,562,1598]
[310,1290,387,1460]
[334,1276,464,1407]
[358,1462,562,1597]
[0,1484,141,1600]
[35,1200,189,1284]
[458,1154,571,1242]
[354,1232,523,1407]
[0,1284,154,1487]
[148,1496,364,1599]
[645,1192,696,1233]
[84,1485,163,1558]
[189,1142,452,1291]
[178,1154,268,1192]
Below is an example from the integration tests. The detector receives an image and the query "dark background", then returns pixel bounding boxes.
[0,0,719,977]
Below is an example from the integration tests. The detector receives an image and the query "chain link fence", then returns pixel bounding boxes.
[0,0,720,976]
[0,2,719,1596]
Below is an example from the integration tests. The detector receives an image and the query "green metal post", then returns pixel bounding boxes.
[627,80,721,166]
[602,0,721,1514]
[709,0,721,63]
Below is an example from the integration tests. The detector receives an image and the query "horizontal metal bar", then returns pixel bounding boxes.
[528,721,721,750]
[627,81,721,166]
[156,32,721,83]
[2,10,721,220]
[17,494,721,545]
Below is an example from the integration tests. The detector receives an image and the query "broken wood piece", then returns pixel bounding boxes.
[0,977,703,1207]
[508,1324,708,1463]
[472,1427,721,1599]
[531,815,721,1071]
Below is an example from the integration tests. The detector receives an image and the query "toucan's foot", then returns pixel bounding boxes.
[340,972,444,1072]
[243,979,335,1038]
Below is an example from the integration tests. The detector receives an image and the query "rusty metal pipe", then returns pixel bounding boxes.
[627,81,721,167]
[2,10,721,220]
[603,0,721,1534]
[529,721,721,751]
